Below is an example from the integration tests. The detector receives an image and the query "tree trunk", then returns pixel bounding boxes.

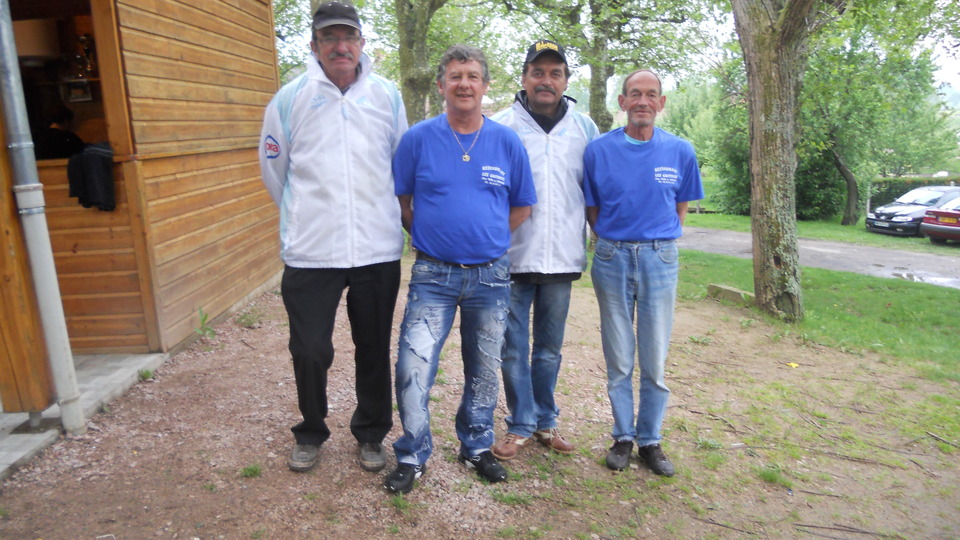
[586,0,614,133]
[831,147,860,226]
[731,0,817,322]
[395,0,448,125]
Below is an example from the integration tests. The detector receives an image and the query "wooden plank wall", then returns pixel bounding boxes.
[37,161,151,352]
[117,0,281,349]
[0,129,54,412]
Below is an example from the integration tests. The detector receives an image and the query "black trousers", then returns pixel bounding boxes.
[281,261,401,446]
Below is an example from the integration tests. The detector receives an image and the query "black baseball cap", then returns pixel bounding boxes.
[313,2,362,31]
[524,40,567,64]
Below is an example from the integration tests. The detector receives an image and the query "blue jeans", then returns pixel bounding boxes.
[591,238,678,447]
[393,255,511,466]
[500,281,572,437]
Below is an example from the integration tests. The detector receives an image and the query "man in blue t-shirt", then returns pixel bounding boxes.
[385,45,537,495]
[583,69,704,478]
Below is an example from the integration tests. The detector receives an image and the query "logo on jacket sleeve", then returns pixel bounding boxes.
[264,135,281,159]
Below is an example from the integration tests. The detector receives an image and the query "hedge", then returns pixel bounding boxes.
[869,176,960,206]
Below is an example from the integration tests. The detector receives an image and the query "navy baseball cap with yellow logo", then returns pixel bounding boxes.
[524,40,567,64]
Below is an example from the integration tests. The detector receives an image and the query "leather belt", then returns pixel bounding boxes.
[416,251,498,269]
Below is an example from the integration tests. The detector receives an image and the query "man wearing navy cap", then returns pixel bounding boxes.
[259,1,407,475]
[490,40,598,462]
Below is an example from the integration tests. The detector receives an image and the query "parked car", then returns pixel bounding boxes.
[920,196,960,244]
[865,186,960,236]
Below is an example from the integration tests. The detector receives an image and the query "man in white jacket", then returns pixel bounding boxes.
[490,40,599,461]
[258,1,407,474]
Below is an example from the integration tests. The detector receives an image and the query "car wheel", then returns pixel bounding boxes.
[929,236,948,245]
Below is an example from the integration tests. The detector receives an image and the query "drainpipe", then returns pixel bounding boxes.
[1,0,86,435]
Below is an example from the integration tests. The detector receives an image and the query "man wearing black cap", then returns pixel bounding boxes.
[490,40,599,462]
[259,1,407,475]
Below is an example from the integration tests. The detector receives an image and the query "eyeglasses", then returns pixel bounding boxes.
[318,35,362,46]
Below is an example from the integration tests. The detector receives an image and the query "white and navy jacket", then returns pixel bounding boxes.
[259,53,407,268]
[492,97,599,274]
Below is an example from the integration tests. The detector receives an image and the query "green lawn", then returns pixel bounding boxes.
[669,212,959,381]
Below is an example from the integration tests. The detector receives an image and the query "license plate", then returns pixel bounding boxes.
[940,216,958,224]
[874,221,890,227]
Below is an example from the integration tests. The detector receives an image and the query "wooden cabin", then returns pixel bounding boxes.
[0,0,281,413]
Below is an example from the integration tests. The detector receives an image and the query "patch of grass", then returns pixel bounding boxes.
[677,250,960,380]
[201,483,216,492]
[240,464,262,478]
[137,369,154,381]
[491,490,533,505]
[689,335,713,345]
[236,307,262,329]
[387,524,401,534]
[695,436,722,450]
[386,494,423,518]
[756,464,792,488]
[435,367,448,385]
[251,528,266,539]
[303,492,320,501]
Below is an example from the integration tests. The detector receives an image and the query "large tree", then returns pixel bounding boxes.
[730,0,823,321]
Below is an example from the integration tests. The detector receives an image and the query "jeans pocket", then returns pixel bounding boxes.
[657,241,679,265]
[410,261,448,286]
[479,257,511,287]
[594,239,616,261]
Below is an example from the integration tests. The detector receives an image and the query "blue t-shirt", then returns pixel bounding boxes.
[394,114,537,264]
[583,127,703,241]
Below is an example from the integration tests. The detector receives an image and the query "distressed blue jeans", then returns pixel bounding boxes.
[393,255,511,466]
[500,281,572,437]
[591,238,678,446]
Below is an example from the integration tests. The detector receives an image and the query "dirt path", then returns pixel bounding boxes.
[1,257,957,539]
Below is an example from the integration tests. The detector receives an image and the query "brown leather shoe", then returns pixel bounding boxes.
[533,428,575,454]
[491,433,528,460]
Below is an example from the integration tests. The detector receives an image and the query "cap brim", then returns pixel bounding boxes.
[314,18,361,30]
[526,49,566,64]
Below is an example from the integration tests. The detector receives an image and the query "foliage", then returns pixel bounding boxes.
[499,0,719,131]
[659,76,720,168]
[272,0,313,83]
[194,308,216,339]
[708,33,958,221]
[362,0,523,123]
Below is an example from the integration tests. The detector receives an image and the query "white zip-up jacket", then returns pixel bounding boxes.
[259,53,407,268]
[492,97,599,274]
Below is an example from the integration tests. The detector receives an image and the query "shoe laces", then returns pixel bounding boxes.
[503,433,527,445]
[643,444,667,461]
[539,428,563,440]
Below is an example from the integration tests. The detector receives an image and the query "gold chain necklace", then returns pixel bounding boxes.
[450,118,483,162]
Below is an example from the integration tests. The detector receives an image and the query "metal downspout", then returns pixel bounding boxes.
[0,0,86,435]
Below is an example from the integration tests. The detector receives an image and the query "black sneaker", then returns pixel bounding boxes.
[384,463,426,494]
[605,440,633,471]
[638,443,675,477]
[458,450,508,483]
